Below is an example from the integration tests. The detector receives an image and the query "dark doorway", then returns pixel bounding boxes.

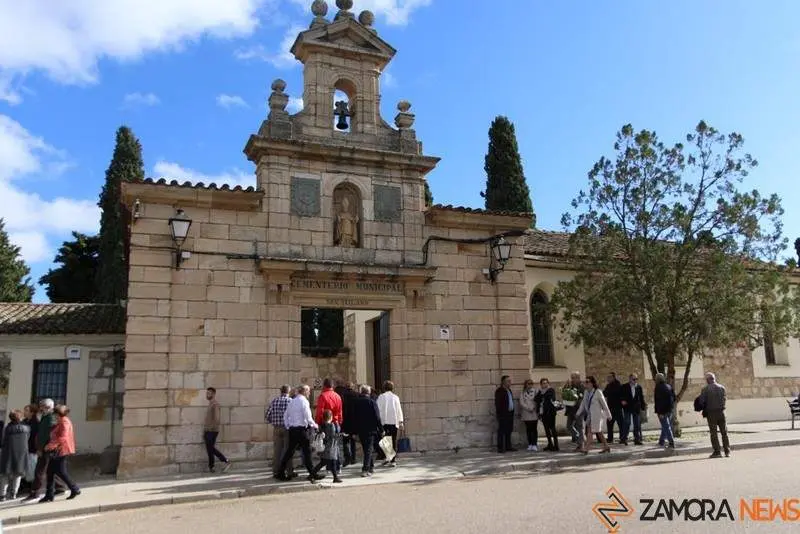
[373,311,390,389]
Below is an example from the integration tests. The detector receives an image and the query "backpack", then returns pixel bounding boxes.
[693,395,705,413]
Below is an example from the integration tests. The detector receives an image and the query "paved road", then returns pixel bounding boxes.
[8,446,800,534]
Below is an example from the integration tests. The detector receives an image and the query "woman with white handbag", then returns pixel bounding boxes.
[576,376,612,454]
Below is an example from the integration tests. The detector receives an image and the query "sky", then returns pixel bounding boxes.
[1,0,800,303]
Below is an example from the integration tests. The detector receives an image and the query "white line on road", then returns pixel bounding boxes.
[3,514,101,531]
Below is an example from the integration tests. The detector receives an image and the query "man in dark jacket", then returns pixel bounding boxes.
[603,373,624,444]
[494,375,516,453]
[335,381,359,467]
[350,385,383,476]
[25,399,65,501]
[620,374,647,445]
[653,373,676,448]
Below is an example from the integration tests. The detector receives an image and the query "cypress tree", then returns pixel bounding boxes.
[424,182,433,207]
[0,218,34,302]
[95,126,144,303]
[481,116,535,225]
[39,232,100,303]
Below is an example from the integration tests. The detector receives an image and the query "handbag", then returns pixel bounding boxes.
[311,431,325,454]
[378,435,396,460]
[640,408,649,424]
[397,428,411,453]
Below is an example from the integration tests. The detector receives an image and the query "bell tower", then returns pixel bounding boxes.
[244,0,439,265]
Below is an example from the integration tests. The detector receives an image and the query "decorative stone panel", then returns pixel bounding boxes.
[373,184,402,222]
[291,177,321,217]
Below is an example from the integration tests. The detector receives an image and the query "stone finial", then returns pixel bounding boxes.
[310,0,329,28]
[268,79,289,117]
[334,0,355,20]
[394,100,415,129]
[358,10,376,30]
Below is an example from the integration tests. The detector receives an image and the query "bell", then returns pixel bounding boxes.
[336,114,349,131]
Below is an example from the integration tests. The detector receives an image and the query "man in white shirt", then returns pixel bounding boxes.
[275,385,323,482]
[376,380,404,467]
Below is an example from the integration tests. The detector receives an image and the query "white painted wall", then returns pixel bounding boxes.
[344,309,382,384]
[0,334,125,454]
[751,337,800,378]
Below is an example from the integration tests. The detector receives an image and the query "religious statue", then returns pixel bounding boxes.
[334,195,359,247]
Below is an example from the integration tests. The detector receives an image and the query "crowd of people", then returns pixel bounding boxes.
[0,398,80,503]
[496,371,732,458]
[262,378,404,484]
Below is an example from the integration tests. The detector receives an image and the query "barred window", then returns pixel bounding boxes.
[32,360,68,406]
[531,290,554,367]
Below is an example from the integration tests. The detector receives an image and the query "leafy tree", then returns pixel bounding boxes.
[39,232,100,302]
[0,218,34,302]
[551,121,797,409]
[424,182,433,208]
[95,126,144,303]
[481,115,535,224]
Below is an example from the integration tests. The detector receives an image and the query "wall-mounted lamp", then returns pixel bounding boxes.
[167,208,192,269]
[132,199,141,221]
[484,236,513,283]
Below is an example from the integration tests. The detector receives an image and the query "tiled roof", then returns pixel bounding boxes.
[135,177,260,193]
[0,303,126,335]
[430,204,534,218]
[523,230,572,257]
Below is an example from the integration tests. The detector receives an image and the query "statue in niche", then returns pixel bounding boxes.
[334,193,359,248]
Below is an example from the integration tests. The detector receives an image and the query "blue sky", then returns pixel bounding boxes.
[1,0,799,302]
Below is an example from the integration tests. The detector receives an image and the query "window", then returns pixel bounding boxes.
[301,308,345,357]
[32,360,68,405]
[530,290,554,366]
[764,332,776,366]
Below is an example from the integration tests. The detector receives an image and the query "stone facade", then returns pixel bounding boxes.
[117,4,533,478]
[86,349,125,422]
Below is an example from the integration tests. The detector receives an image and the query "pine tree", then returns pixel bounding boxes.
[95,126,144,303]
[39,232,100,303]
[0,218,34,302]
[481,116,535,225]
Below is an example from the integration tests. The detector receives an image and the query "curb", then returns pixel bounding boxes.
[3,437,799,527]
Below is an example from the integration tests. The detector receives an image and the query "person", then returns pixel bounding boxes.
[562,372,585,451]
[315,378,343,429]
[700,372,730,458]
[376,380,404,466]
[40,405,80,502]
[336,382,359,468]
[654,373,676,449]
[266,385,295,479]
[0,410,30,500]
[25,399,65,501]
[576,376,612,454]
[620,374,646,445]
[603,373,624,444]
[350,385,383,477]
[276,385,324,482]
[19,404,39,495]
[519,379,539,452]
[204,387,231,473]
[494,375,516,453]
[312,410,342,483]
[535,378,559,451]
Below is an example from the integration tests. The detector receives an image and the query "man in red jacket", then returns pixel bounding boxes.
[315,378,343,429]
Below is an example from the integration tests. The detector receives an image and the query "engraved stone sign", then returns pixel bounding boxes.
[373,184,402,222]
[291,177,321,216]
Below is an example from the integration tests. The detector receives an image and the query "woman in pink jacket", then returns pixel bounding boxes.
[40,405,80,502]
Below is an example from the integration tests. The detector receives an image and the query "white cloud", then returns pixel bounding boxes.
[287,97,304,113]
[290,0,431,26]
[234,24,303,69]
[382,70,397,88]
[0,114,99,266]
[0,0,269,102]
[153,160,256,189]
[0,75,22,105]
[217,94,249,109]
[123,92,160,107]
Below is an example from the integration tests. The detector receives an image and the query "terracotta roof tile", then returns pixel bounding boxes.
[430,204,533,218]
[0,303,126,335]
[136,177,260,193]
[523,230,572,257]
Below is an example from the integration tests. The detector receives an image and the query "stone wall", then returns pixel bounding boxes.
[86,350,125,422]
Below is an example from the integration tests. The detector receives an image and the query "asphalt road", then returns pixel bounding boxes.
[8,446,800,534]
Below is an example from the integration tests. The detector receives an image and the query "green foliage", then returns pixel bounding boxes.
[39,232,100,303]
[301,308,345,356]
[95,126,144,304]
[551,121,797,401]
[481,115,535,225]
[0,218,34,302]
[424,182,433,208]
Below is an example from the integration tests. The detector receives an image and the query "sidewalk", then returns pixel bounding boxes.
[1,421,797,526]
